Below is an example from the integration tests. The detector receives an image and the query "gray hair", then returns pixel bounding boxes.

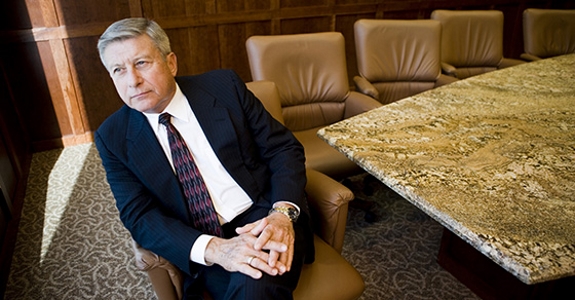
[97,18,171,67]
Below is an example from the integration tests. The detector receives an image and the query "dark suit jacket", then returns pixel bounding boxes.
[95,69,313,276]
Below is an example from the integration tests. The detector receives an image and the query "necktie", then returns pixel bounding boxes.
[158,113,223,237]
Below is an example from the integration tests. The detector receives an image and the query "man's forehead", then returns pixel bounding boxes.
[103,36,155,65]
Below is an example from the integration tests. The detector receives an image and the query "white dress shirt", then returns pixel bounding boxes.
[144,84,253,265]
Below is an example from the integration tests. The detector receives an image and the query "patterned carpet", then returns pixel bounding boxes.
[4,143,480,299]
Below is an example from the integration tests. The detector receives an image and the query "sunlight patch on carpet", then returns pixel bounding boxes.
[41,143,91,263]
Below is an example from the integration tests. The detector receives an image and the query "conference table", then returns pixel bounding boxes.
[318,53,575,298]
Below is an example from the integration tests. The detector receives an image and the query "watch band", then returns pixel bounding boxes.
[269,206,299,222]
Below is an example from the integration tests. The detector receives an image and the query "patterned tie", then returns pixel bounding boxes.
[158,113,223,237]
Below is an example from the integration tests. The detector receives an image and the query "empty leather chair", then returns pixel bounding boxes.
[521,8,575,61]
[431,10,524,79]
[131,80,365,300]
[245,32,382,179]
[353,19,459,105]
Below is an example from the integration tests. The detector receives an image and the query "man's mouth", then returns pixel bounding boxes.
[131,91,151,99]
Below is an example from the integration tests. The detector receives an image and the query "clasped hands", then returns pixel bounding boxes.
[204,212,295,279]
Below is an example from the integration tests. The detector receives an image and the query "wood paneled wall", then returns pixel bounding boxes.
[1,0,574,151]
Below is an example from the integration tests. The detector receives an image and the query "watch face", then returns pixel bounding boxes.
[288,208,299,221]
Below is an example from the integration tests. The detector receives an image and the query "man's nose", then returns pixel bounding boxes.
[127,68,142,87]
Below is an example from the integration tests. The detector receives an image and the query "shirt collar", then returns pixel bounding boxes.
[143,83,192,128]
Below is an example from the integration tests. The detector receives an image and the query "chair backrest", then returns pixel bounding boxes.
[354,19,442,103]
[523,8,575,59]
[431,10,504,69]
[246,32,350,132]
[245,81,285,125]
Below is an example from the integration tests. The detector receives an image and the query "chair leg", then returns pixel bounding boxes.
[362,174,378,196]
[342,175,378,223]
[350,198,377,223]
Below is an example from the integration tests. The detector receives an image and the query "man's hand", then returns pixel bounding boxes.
[204,232,288,279]
[236,210,295,275]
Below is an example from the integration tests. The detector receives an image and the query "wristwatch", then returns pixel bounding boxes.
[269,206,299,222]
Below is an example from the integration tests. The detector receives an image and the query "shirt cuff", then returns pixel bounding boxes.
[190,234,215,265]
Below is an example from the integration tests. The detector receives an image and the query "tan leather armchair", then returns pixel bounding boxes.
[130,81,365,300]
[521,8,575,61]
[245,32,382,180]
[431,10,525,79]
[353,19,459,105]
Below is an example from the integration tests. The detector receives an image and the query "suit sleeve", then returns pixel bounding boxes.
[228,71,309,216]
[94,116,201,276]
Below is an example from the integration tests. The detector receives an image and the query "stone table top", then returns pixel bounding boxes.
[318,54,575,285]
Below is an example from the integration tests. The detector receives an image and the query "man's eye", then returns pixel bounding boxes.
[112,67,123,74]
[136,61,148,67]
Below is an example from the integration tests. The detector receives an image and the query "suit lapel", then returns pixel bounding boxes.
[188,89,244,164]
[179,81,260,199]
[124,108,191,222]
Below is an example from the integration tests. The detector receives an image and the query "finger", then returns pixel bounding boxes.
[235,252,272,279]
[235,219,261,235]
[250,218,268,236]
[240,264,263,279]
[254,227,273,250]
[245,256,279,277]
[258,238,288,253]
[280,247,294,273]
[267,250,287,274]
[268,250,279,267]
[285,239,295,272]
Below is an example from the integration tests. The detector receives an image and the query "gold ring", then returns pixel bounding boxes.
[247,256,255,265]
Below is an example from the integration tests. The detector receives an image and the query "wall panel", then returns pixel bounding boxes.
[1,42,60,144]
[0,1,33,29]
[280,16,332,34]
[218,21,271,80]
[336,13,375,83]
[55,0,130,25]
[281,0,329,8]
[169,26,222,75]
[217,0,271,12]
[0,55,31,298]
[65,36,122,132]
[1,0,574,151]
[143,0,193,18]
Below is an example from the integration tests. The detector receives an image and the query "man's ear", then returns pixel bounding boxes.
[167,52,178,76]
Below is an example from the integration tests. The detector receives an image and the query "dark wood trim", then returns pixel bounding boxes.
[0,154,30,299]
[31,132,93,153]
[129,0,144,17]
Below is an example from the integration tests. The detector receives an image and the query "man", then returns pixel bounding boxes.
[94,18,313,299]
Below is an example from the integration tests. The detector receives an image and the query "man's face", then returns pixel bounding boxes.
[103,34,178,113]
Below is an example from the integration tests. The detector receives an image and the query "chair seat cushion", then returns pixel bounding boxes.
[294,235,365,300]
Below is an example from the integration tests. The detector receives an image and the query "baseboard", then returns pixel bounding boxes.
[32,132,94,152]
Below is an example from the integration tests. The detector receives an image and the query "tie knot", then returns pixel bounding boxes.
[159,112,172,126]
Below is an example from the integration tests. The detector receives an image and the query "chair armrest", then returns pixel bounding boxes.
[130,170,355,298]
[434,74,459,88]
[520,53,541,62]
[305,169,354,253]
[499,57,525,69]
[441,62,457,77]
[353,76,379,100]
[343,91,382,119]
[132,240,184,300]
